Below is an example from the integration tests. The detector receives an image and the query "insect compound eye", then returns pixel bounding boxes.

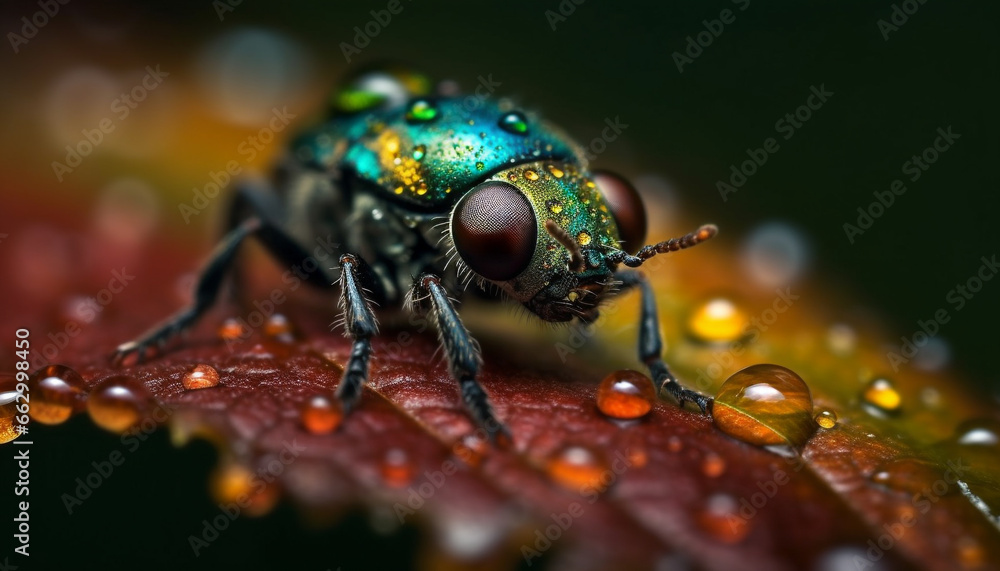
[593,170,648,254]
[451,181,538,281]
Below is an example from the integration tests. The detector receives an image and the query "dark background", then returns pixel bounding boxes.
[1,0,998,569]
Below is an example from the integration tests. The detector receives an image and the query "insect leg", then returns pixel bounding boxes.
[333,253,379,413]
[615,270,713,414]
[407,274,512,445]
[112,214,336,364]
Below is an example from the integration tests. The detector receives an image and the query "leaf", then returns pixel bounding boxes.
[2,194,999,571]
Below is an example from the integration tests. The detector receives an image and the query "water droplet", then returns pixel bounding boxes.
[826,323,856,356]
[713,364,815,448]
[28,364,85,425]
[264,313,295,342]
[86,376,151,433]
[546,199,563,214]
[381,448,415,487]
[741,222,810,287]
[814,409,837,429]
[547,164,564,178]
[454,433,489,467]
[667,435,684,453]
[697,493,748,544]
[701,452,726,478]
[218,318,246,341]
[300,395,342,434]
[524,169,539,181]
[412,144,426,161]
[576,232,592,246]
[498,111,528,134]
[871,457,956,496]
[507,172,518,182]
[687,298,749,344]
[861,378,901,416]
[0,390,24,444]
[956,536,984,569]
[627,446,648,468]
[596,370,656,419]
[406,99,437,122]
[182,364,220,390]
[954,418,1000,447]
[546,444,611,493]
[211,461,279,517]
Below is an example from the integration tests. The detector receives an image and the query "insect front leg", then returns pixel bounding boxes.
[615,270,713,414]
[112,182,337,364]
[407,274,512,446]
[333,253,379,412]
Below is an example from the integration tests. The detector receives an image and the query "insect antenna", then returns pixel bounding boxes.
[606,224,718,268]
[544,219,586,273]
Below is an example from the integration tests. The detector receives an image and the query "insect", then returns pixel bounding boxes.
[113,67,717,444]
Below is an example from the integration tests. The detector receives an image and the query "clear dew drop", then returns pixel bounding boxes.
[861,377,902,416]
[498,111,528,134]
[713,364,816,449]
[687,297,749,344]
[954,418,1000,447]
[182,364,220,390]
[28,364,85,425]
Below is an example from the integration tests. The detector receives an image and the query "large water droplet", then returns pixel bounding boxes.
[28,364,85,425]
[713,364,815,449]
[688,297,749,343]
[954,418,1000,447]
[546,444,611,493]
[814,409,837,429]
[597,370,656,419]
[300,394,342,434]
[861,377,901,416]
[182,364,220,390]
[86,376,151,433]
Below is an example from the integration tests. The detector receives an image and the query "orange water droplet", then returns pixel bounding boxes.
[0,389,23,444]
[300,395,342,434]
[667,435,684,453]
[956,537,984,569]
[210,461,279,517]
[182,364,220,390]
[454,433,488,467]
[862,377,901,416]
[28,364,85,425]
[546,444,611,493]
[627,446,648,468]
[524,169,539,181]
[688,297,749,343]
[702,452,726,478]
[597,370,656,419]
[264,313,295,342]
[86,376,151,433]
[814,409,837,429]
[697,493,749,544]
[713,364,815,448]
[547,164,564,178]
[218,318,246,341]
[381,448,415,487]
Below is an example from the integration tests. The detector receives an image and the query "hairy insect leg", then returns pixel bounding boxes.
[407,274,512,446]
[112,215,336,364]
[616,271,713,413]
[333,253,379,413]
